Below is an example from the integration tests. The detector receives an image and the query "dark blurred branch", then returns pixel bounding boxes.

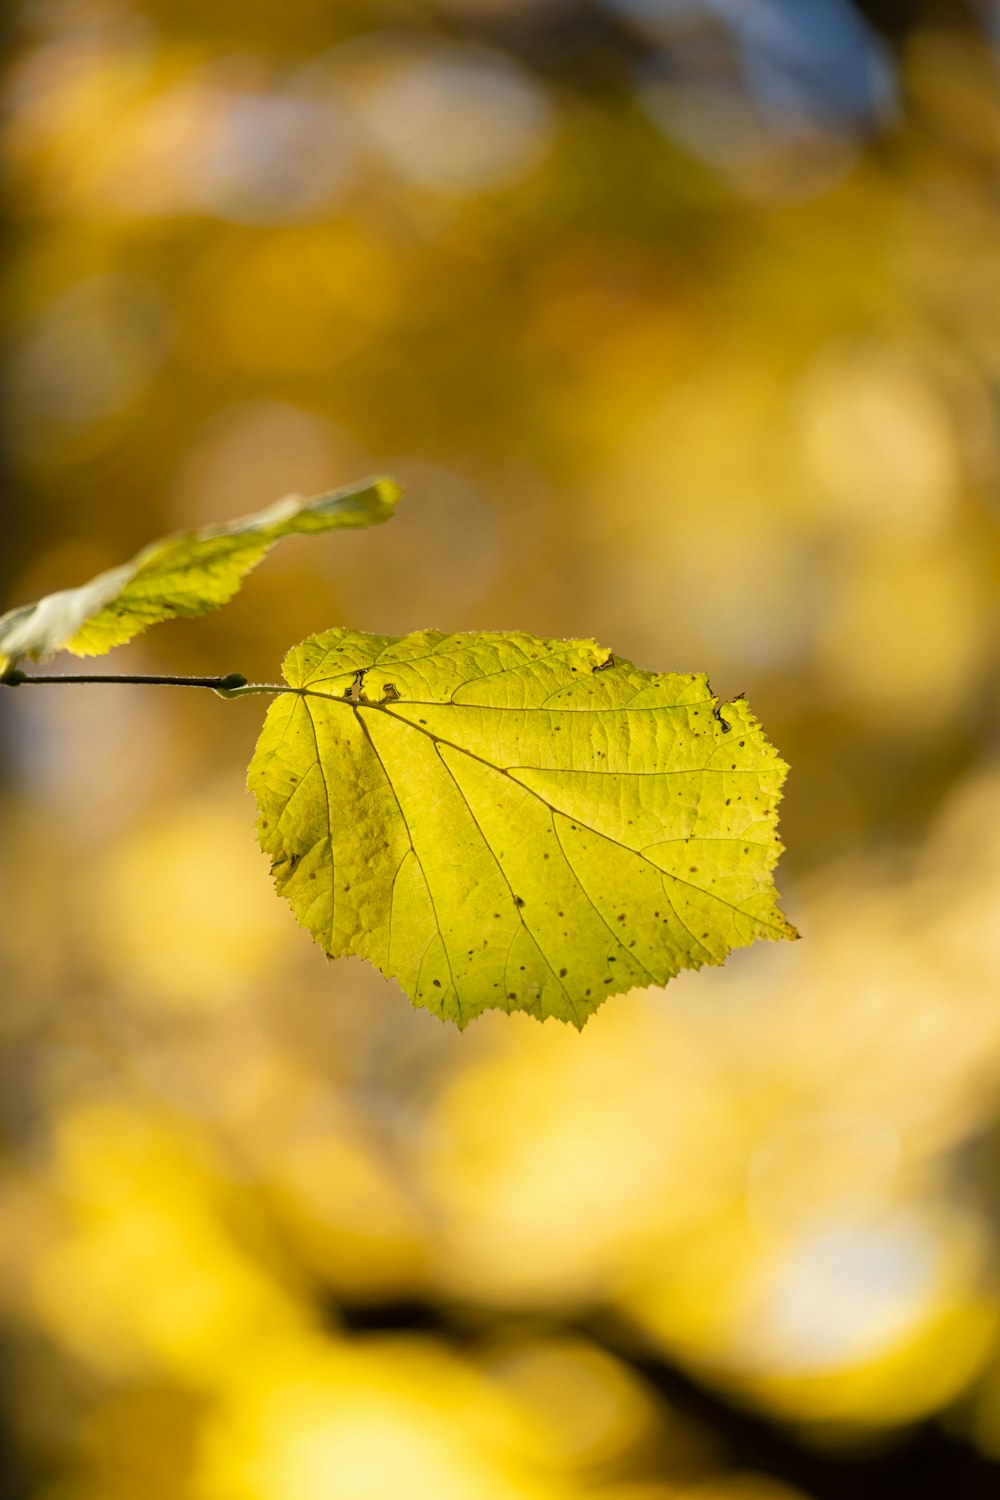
[851,0,988,47]
[436,0,994,84]
[334,1295,1000,1500]
[432,0,669,91]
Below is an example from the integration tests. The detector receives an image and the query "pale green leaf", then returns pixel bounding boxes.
[0,477,401,673]
[249,628,796,1028]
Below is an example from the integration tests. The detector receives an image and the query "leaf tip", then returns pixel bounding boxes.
[367,475,404,521]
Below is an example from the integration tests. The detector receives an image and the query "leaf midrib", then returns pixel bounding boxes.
[293,687,789,938]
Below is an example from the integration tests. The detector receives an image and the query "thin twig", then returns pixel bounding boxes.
[0,670,290,696]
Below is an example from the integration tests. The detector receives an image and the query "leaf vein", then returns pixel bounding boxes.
[351,708,461,1023]
[550,813,659,988]
[433,744,582,1025]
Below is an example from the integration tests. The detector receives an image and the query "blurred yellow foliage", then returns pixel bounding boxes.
[3,1,1000,1496]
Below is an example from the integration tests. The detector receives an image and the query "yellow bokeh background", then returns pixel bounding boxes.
[3,2,1000,1495]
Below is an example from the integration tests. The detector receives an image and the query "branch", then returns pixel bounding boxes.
[0,670,289,697]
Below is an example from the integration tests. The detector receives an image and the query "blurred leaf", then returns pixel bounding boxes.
[0,477,401,671]
[249,628,795,1026]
